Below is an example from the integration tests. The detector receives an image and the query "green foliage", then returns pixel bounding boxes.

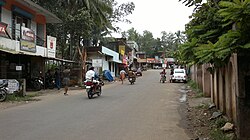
[178,0,203,8]
[6,94,40,102]
[195,103,209,109]
[210,129,230,140]
[177,0,250,71]
[214,117,227,128]
[32,0,135,60]
[187,80,204,97]
[123,28,186,59]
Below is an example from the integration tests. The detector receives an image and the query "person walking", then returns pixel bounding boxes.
[120,69,126,84]
[62,67,70,96]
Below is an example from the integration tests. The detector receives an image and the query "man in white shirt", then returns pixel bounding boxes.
[85,67,96,81]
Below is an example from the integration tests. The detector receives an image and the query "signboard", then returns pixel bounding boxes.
[16,66,22,71]
[122,55,128,65]
[92,59,102,67]
[7,79,19,93]
[0,22,7,37]
[119,45,125,56]
[0,79,19,94]
[20,27,36,52]
[47,36,57,58]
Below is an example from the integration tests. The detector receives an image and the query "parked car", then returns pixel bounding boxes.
[170,68,187,83]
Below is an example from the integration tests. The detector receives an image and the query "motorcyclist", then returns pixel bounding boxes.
[160,68,167,82]
[85,66,99,92]
[127,68,136,82]
[160,68,166,75]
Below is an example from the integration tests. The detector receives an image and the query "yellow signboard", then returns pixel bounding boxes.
[119,45,125,55]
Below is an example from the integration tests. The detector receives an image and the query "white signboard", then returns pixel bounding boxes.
[7,79,19,93]
[16,66,22,71]
[92,59,103,67]
[0,79,19,94]
[47,36,57,58]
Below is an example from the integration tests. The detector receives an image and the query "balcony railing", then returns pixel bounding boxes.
[8,26,45,47]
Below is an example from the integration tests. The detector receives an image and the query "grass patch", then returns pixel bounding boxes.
[195,103,209,109]
[209,117,233,140]
[210,129,230,140]
[194,92,204,98]
[6,93,40,102]
[214,117,227,128]
[187,80,204,98]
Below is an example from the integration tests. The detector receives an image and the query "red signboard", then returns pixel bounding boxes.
[0,22,7,37]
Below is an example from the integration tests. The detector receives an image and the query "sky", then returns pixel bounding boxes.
[111,0,194,38]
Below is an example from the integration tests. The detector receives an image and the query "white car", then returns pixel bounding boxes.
[170,69,187,83]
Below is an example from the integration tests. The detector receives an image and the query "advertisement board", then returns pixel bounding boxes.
[119,45,125,56]
[47,36,57,58]
[20,27,36,52]
[92,59,103,67]
[0,22,7,38]
[0,79,19,94]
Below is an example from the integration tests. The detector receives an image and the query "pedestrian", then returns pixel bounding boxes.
[54,68,60,90]
[62,67,70,96]
[120,68,126,84]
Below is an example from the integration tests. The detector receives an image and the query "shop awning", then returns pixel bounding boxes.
[0,48,75,63]
[45,57,75,63]
[0,48,19,54]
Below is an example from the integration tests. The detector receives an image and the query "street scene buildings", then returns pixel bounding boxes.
[0,0,250,140]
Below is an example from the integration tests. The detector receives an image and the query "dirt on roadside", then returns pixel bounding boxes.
[180,90,219,140]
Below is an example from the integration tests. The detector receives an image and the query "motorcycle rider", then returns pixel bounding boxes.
[85,66,99,92]
[160,68,167,82]
[127,68,136,82]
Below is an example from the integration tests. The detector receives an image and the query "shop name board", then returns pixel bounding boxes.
[21,27,35,42]
[20,27,36,52]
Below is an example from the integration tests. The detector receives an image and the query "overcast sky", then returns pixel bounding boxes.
[111,0,194,38]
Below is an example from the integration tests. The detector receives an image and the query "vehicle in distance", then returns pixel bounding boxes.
[170,69,187,83]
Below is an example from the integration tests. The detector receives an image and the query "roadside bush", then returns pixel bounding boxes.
[187,80,204,98]
[6,93,40,102]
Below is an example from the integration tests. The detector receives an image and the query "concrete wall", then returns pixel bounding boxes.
[202,64,211,97]
[190,54,242,138]
[236,52,250,139]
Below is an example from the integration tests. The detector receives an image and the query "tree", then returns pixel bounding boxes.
[140,31,155,57]
[32,0,134,60]
[177,0,250,70]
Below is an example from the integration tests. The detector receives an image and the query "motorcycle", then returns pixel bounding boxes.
[45,75,55,89]
[26,77,43,91]
[160,74,166,83]
[84,79,104,99]
[128,76,136,84]
[0,81,8,102]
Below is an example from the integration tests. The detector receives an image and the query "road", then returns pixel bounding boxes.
[0,69,190,140]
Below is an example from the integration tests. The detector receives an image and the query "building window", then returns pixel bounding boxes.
[12,13,31,40]
[36,23,45,47]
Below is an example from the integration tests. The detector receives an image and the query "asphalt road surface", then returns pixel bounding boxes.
[0,69,190,140]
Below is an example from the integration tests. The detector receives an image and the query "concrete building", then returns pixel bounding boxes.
[0,0,62,92]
